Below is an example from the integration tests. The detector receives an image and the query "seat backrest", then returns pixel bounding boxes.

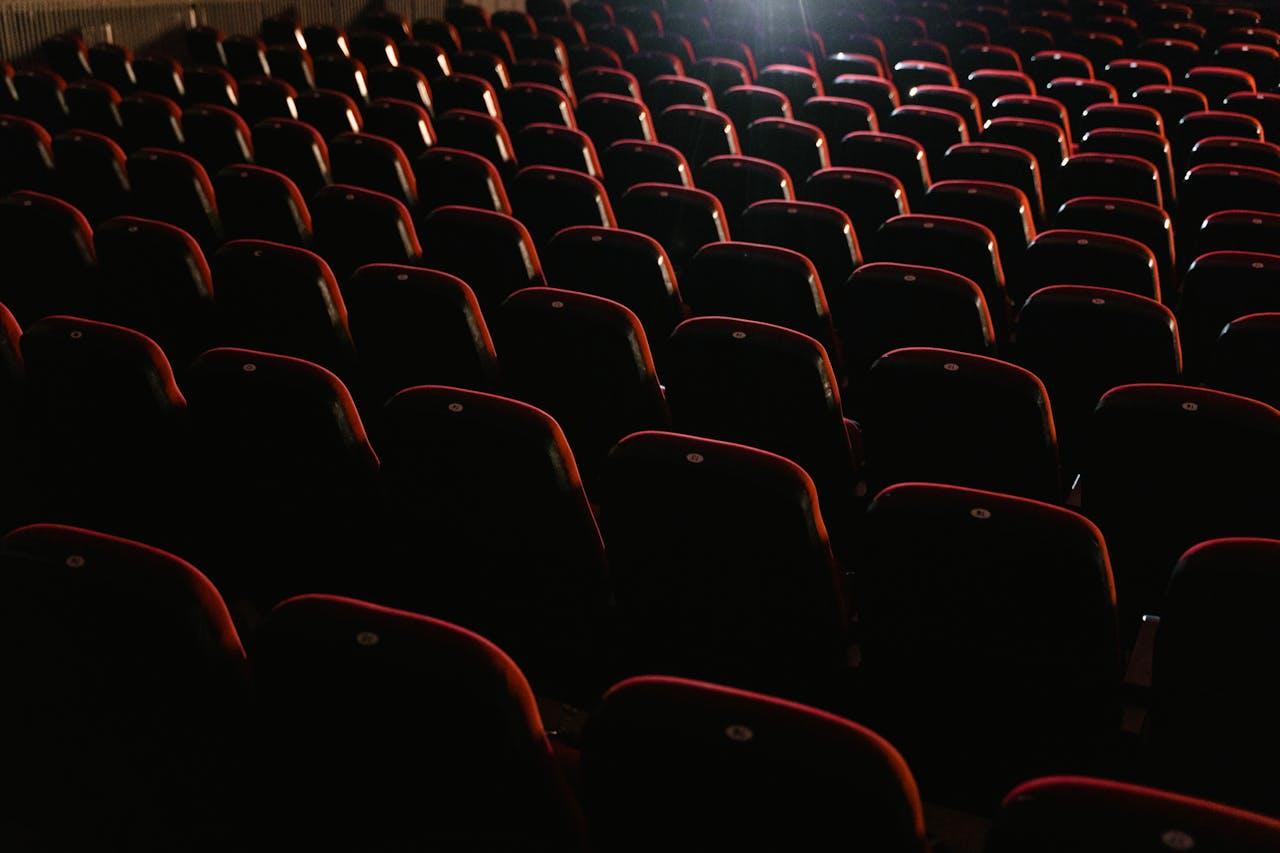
[95,215,216,366]
[665,315,857,509]
[1209,311,1280,408]
[542,225,684,341]
[412,145,511,213]
[378,384,609,696]
[616,182,729,273]
[582,675,929,853]
[214,163,312,247]
[250,593,583,850]
[1084,383,1280,621]
[496,287,668,484]
[310,183,422,281]
[862,347,1061,501]
[0,523,246,848]
[0,190,96,324]
[1178,250,1280,376]
[681,240,841,363]
[860,483,1119,796]
[988,776,1280,853]
[599,430,847,696]
[831,262,996,383]
[185,346,376,486]
[126,147,223,248]
[420,204,543,311]
[345,264,499,402]
[211,239,355,375]
[1151,537,1280,813]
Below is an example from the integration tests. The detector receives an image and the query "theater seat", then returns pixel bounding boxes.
[542,225,685,342]
[509,164,615,249]
[249,594,585,851]
[830,262,996,388]
[328,131,418,207]
[310,183,421,282]
[497,287,669,486]
[801,166,908,242]
[502,81,576,130]
[800,96,877,147]
[616,182,728,273]
[20,316,189,545]
[295,88,364,139]
[681,241,842,372]
[1178,250,1280,377]
[65,79,122,140]
[719,84,791,140]
[744,116,830,185]
[575,92,655,150]
[1084,383,1280,627]
[601,139,692,198]
[582,676,929,853]
[1149,537,1280,816]
[412,145,511,213]
[127,147,223,248]
[252,117,332,199]
[434,108,517,176]
[237,77,298,127]
[183,348,379,613]
[211,239,356,377]
[0,190,96,325]
[696,155,793,234]
[51,129,130,224]
[1022,228,1161,305]
[665,316,862,553]
[1054,197,1176,299]
[361,97,436,158]
[419,204,543,312]
[1016,285,1181,472]
[655,104,740,168]
[120,92,186,149]
[95,215,216,367]
[872,213,1012,340]
[862,347,1061,501]
[1209,312,1280,408]
[599,430,847,699]
[860,483,1119,807]
[182,103,253,174]
[0,524,247,851]
[0,114,55,195]
[922,179,1036,285]
[514,122,602,176]
[213,163,312,246]
[738,199,860,298]
[988,776,1280,853]
[345,264,499,403]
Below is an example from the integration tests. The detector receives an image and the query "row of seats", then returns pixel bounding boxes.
[3,113,1276,387]
[0,208,1276,622]
[8,29,1280,275]
[6,0,1280,256]
[4,3,1279,392]
[1,3,1274,656]
[3,522,1278,849]
[0,297,1275,810]
[1,0,1277,842]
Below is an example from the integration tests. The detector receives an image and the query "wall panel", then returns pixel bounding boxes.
[1,0,463,62]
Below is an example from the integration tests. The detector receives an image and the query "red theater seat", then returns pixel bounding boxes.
[599,430,847,698]
[249,594,584,850]
[583,676,929,852]
[988,776,1280,852]
[859,483,1118,806]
